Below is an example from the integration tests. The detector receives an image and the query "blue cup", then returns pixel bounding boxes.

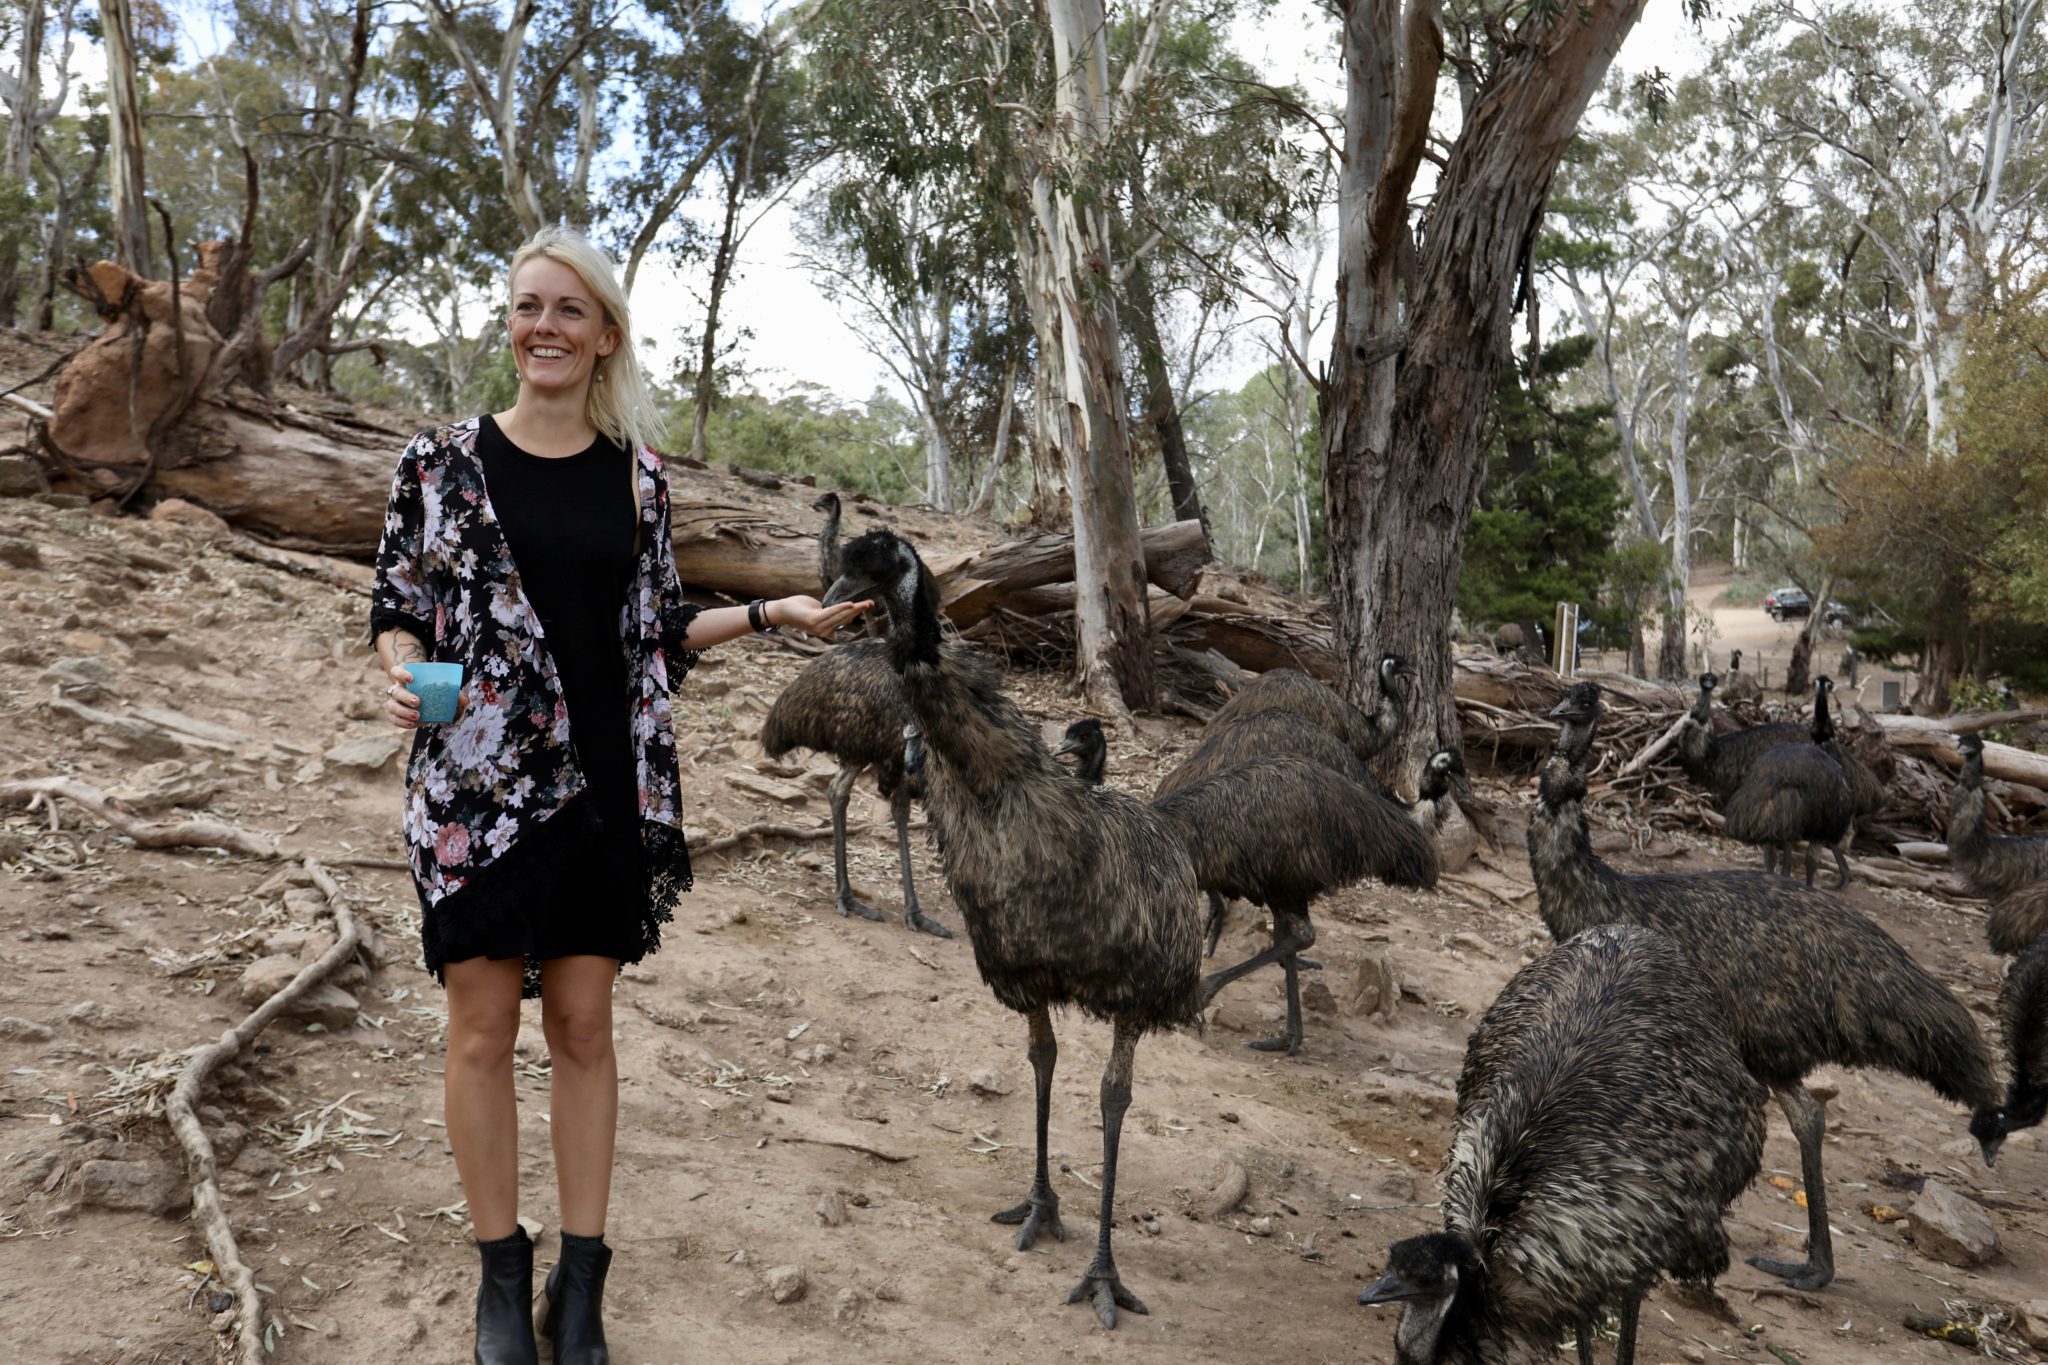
[407,662,464,725]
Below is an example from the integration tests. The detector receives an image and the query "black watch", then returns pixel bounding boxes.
[747,598,777,634]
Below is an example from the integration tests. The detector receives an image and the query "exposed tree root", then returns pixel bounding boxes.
[1,778,282,857]
[164,857,361,1365]
[692,818,925,856]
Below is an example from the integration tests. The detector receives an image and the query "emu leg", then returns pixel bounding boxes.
[1614,1297,1640,1365]
[1746,1085,1836,1291]
[1761,845,1777,877]
[828,766,883,922]
[1827,843,1851,890]
[1575,1317,1596,1365]
[1201,912,1314,1006]
[991,1007,1064,1249]
[1248,911,1315,1055]
[1067,1018,1148,1328]
[1204,892,1227,957]
[892,788,951,938]
[1802,841,1819,888]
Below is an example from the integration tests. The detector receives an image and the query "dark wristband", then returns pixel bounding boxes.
[748,598,775,633]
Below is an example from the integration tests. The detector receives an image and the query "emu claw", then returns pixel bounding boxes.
[1247,1030,1302,1056]
[1745,1254,1834,1292]
[991,1198,1065,1250]
[836,895,885,922]
[906,908,954,939]
[1067,1268,1148,1329]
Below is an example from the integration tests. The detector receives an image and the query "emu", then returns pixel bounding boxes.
[1155,756,1438,1055]
[1972,932,2048,1164]
[1676,673,1807,805]
[1987,881,2048,958]
[1053,718,1107,786]
[1948,732,2048,900]
[1532,682,2002,1289]
[1722,676,1853,888]
[1361,924,1764,1364]
[813,490,845,594]
[759,633,973,937]
[1208,656,1414,767]
[825,528,1202,1329]
[1719,648,1764,706]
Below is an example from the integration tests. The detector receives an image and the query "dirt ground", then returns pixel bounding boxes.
[0,492,2042,1365]
[1684,561,1913,712]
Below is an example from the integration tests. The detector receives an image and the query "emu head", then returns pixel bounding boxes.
[1549,681,1603,769]
[1054,717,1108,786]
[811,490,841,515]
[825,529,928,631]
[1729,648,1743,671]
[1419,748,1466,804]
[1810,676,1836,742]
[1379,651,1417,691]
[1971,1104,2008,1168]
[1956,731,1986,786]
[1360,1231,1481,1364]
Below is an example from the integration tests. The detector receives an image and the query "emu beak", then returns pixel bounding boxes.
[1053,735,1085,759]
[1547,696,1574,719]
[1357,1271,1432,1307]
[823,574,875,608]
[1980,1135,2004,1168]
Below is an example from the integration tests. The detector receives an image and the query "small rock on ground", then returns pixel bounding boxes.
[967,1070,1009,1096]
[0,1016,55,1041]
[832,1287,865,1325]
[1908,1179,1999,1266]
[78,1157,185,1215]
[766,1264,808,1304]
[816,1192,848,1227]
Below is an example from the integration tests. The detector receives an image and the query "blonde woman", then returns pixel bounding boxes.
[369,227,867,1364]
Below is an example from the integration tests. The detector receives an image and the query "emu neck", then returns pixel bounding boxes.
[1948,784,1987,861]
[1529,758,1624,943]
[817,505,842,584]
[882,568,943,670]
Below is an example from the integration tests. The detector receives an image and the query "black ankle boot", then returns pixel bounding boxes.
[536,1231,611,1364]
[474,1227,539,1365]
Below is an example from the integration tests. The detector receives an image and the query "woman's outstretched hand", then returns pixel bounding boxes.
[774,595,871,639]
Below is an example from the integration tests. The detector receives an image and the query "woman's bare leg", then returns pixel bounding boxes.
[540,956,620,1238]
[443,956,527,1242]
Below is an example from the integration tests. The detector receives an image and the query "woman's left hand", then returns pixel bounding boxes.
[773,595,871,639]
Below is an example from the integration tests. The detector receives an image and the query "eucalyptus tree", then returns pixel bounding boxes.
[0,0,81,324]
[1318,0,1700,776]
[100,0,155,272]
[1724,0,2046,459]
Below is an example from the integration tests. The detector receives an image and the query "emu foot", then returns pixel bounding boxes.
[1746,1254,1834,1292]
[1295,957,1323,971]
[835,893,885,922]
[991,1191,1064,1251]
[1067,1261,1148,1329]
[1247,1028,1303,1056]
[905,907,954,939]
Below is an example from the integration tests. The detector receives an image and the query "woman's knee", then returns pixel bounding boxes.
[447,1004,520,1071]
[541,1001,615,1071]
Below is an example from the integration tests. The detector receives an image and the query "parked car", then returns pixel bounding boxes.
[1765,587,1849,625]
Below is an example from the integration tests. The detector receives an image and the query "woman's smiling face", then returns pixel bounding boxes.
[507,256,618,395]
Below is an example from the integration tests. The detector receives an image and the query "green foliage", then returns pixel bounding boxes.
[1455,337,1626,632]
[665,383,925,503]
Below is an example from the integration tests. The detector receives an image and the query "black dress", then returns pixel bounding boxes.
[422,414,649,981]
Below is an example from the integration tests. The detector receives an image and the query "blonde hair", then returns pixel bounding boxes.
[507,226,663,460]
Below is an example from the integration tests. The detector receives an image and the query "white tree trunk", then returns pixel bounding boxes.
[102,0,151,274]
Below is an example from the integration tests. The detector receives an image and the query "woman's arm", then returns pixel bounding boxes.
[679,596,871,650]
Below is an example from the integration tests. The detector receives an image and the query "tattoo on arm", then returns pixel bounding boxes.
[394,638,427,664]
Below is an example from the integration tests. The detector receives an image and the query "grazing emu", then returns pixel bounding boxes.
[1361,924,1764,1365]
[1948,733,2048,900]
[813,491,845,594]
[1208,656,1414,767]
[759,553,988,938]
[1722,676,1853,888]
[1972,932,2048,1164]
[1720,649,1764,706]
[1676,674,1807,804]
[1154,757,1438,1055]
[1054,718,1108,786]
[1987,881,2048,957]
[825,528,1202,1328]
[1531,682,2002,1287]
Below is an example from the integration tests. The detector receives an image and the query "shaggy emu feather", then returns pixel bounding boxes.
[1531,682,2001,1290]
[1973,932,2048,1164]
[1208,658,1413,767]
[1676,674,1808,804]
[1986,881,2048,958]
[1948,733,2048,901]
[1155,757,1439,1055]
[825,528,1202,1329]
[1361,924,1764,1365]
[1722,677,1854,889]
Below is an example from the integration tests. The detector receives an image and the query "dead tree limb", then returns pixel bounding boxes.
[165,857,360,1365]
[0,778,282,857]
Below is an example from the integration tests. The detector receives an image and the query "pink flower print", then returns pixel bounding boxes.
[434,822,472,867]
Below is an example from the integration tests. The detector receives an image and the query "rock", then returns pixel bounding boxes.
[765,1264,808,1304]
[236,957,359,1028]
[238,954,305,1005]
[0,453,42,497]
[324,735,403,773]
[229,1145,283,1178]
[0,535,43,569]
[726,772,809,805]
[1206,1161,1249,1219]
[78,1157,185,1215]
[1339,949,1400,1021]
[2010,1299,2048,1350]
[517,1214,545,1242]
[831,1286,864,1325]
[1247,1215,1274,1237]
[148,498,231,537]
[0,1016,54,1041]
[1908,1179,1999,1266]
[39,656,118,703]
[66,1001,139,1031]
[815,1192,848,1227]
[207,1122,247,1166]
[968,1070,1010,1097]
[106,759,218,813]
[1450,931,1497,960]
[1300,978,1337,1017]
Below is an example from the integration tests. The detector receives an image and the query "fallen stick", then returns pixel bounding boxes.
[1618,710,1691,779]
[775,1135,912,1163]
[1,778,281,857]
[691,818,926,856]
[164,858,361,1365]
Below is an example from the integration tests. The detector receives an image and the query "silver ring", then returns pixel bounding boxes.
[387,683,398,697]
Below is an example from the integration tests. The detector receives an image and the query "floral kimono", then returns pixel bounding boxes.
[368,418,700,994]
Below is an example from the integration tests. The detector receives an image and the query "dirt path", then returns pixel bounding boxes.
[1686,561,1912,711]
[0,497,2040,1365]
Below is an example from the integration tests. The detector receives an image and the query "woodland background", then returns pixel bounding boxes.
[2,0,2045,726]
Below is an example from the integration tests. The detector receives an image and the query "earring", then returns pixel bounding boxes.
[596,370,606,383]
